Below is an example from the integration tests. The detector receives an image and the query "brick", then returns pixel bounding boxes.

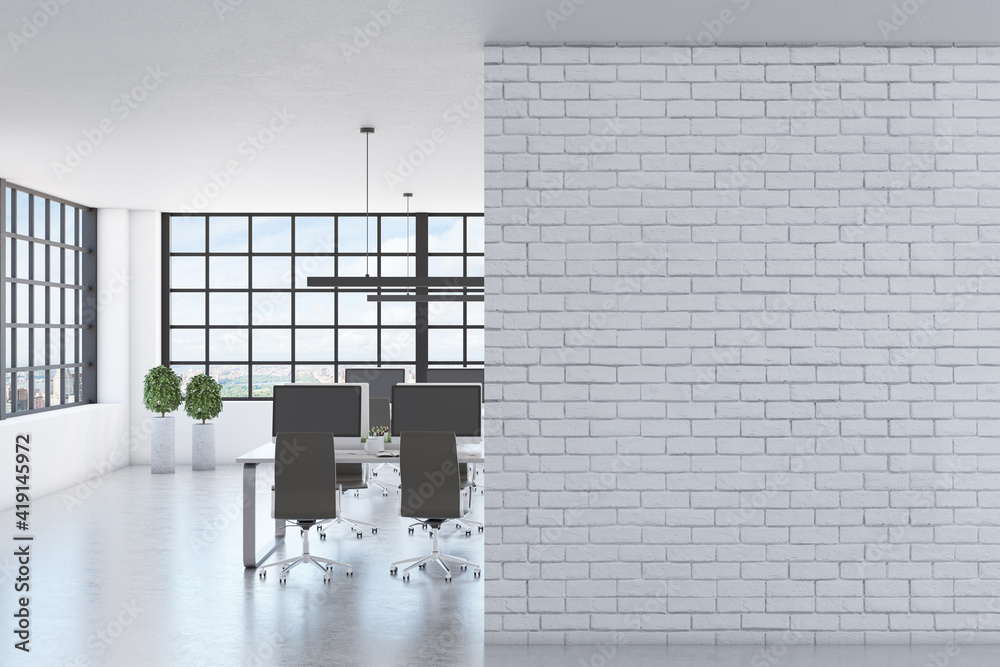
[484,43,1000,644]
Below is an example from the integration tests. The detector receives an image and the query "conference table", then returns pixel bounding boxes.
[236,441,485,568]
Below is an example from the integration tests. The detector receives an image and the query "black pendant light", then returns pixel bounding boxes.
[306,127,483,302]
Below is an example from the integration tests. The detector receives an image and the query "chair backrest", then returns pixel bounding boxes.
[369,398,390,431]
[274,432,337,521]
[399,431,461,520]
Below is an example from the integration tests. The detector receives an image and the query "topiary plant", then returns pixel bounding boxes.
[184,373,224,424]
[143,365,183,417]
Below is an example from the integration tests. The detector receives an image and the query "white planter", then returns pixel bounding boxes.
[364,436,383,455]
[192,423,216,471]
[151,416,175,474]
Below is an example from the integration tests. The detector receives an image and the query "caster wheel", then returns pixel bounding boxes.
[478,526,484,533]
[474,569,481,578]
[408,527,414,534]
[354,491,359,497]
[422,524,428,530]
[320,532,326,540]
[402,573,409,581]
[373,472,378,477]
[383,491,388,496]
[419,563,426,569]
[466,530,472,536]
[445,575,452,582]
[279,577,286,584]
[372,528,377,534]
[390,567,397,575]
[324,575,331,582]
[356,532,363,539]
[461,565,467,570]
[347,570,353,577]
[259,571,266,579]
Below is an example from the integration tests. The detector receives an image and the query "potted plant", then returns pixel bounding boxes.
[184,373,224,471]
[143,365,183,474]
[365,426,389,454]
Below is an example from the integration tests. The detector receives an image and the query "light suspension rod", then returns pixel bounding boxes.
[404,192,412,289]
[361,126,374,277]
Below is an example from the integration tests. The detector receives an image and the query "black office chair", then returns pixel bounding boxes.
[414,463,483,536]
[257,432,353,583]
[449,464,484,534]
[390,431,481,581]
[367,398,395,496]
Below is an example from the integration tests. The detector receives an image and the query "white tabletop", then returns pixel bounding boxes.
[237,440,485,465]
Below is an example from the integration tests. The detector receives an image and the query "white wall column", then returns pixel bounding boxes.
[97,209,130,404]
[128,210,161,465]
[95,208,130,466]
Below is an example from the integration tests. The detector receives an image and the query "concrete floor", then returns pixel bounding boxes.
[0,465,483,667]
[484,645,1000,666]
[4,466,1000,666]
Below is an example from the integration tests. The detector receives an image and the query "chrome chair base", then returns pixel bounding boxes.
[258,526,352,583]
[317,515,376,539]
[316,486,377,539]
[390,527,481,581]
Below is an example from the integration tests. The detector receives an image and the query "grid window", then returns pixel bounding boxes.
[427,215,485,372]
[164,214,483,399]
[0,181,96,416]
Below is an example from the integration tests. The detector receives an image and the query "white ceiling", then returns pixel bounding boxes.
[0,1,997,213]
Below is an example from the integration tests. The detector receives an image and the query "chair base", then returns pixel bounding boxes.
[369,479,393,496]
[317,515,377,539]
[370,463,398,496]
[258,525,352,583]
[390,527,480,581]
[316,486,378,539]
[447,517,484,535]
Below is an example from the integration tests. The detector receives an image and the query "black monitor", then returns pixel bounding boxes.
[271,384,368,437]
[344,368,406,402]
[391,383,482,438]
[425,368,484,401]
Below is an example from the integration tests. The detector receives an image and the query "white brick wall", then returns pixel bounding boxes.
[485,44,1000,645]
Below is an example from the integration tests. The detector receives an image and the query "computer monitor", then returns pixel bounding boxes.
[344,368,406,402]
[391,383,482,442]
[271,384,369,444]
[425,368,484,402]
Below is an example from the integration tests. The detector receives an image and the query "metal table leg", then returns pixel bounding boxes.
[243,462,286,568]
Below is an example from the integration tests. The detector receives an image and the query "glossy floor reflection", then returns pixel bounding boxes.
[0,465,483,667]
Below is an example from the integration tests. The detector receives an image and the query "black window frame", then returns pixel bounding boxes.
[0,179,97,417]
[162,212,483,400]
